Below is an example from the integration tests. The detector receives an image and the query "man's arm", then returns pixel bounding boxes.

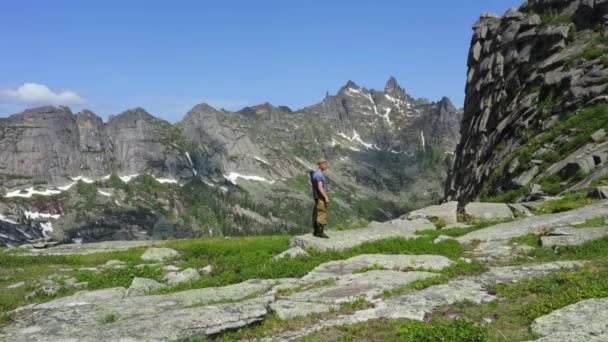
[317,181,329,203]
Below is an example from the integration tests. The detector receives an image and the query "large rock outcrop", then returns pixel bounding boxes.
[446,1,608,204]
[0,106,193,183]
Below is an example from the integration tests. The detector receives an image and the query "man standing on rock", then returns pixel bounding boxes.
[311,158,330,239]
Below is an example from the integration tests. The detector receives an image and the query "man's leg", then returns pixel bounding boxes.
[312,200,320,235]
[315,200,329,239]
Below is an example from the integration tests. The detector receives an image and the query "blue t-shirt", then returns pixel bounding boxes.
[311,170,328,198]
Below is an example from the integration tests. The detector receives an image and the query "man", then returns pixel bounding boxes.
[311,158,330,239]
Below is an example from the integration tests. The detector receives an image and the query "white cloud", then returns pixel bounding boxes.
[3,83,86,106]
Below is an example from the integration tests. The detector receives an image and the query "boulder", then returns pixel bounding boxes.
[591,128,606,143]
[464,202,514,220]
[125,277,166,297]
[166,268,201,286]
[199,265,213,276]
[163,265,180,272]
[508,203,534,217]
[540,227,608,248]
[141,247,180,262]
[6,281,26,289]
[103,260,127,269]
[406,201,458,224]
[274,246,309,260]
[63,277,88,290]
[433,235,454,244]
[530,298,608,341]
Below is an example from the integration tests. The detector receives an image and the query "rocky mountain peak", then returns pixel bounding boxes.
[344,80,359,89]
[384,76,399,92]
[384,76,409,100]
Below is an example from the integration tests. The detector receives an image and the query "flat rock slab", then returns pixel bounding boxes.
[141,247,180,262]
[476,261,585,285]
[125,277,166,297]
[302,254,453,283]
[464,202,514,220]
[1,296,272,342]
[270,300,338,320]
[289,219,434,251]
[379,279,496,321]
[16,240,160,256]
[266,261,587,341]
[274,246,309,260]
[530,297,608,341]
[288,271,440,305]
[541,227,608,248]
[406,201,458,224]
[458,201,608,243]
[1,279,277,341]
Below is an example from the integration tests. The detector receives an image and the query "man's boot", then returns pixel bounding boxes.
[315,224,329,239]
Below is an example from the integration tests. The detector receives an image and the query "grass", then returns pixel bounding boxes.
[197,298,375,341]
[482,103,608,201]
[532,191,597,214]
[417,217,515,239]
[153,235,466,294]
[102,313,118,324]
[573,217,607,228]
[0,235,465,317]
[481,262,608,341]
[300,318,488,342]
[429,217,447,229]
[539,9,572,28]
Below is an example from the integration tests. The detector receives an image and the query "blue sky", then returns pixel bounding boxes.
[0,0,523,122]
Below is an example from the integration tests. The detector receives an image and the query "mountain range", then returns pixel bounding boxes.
[0,77,462,246]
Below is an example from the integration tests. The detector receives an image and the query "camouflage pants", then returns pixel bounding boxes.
[312,199,328,227]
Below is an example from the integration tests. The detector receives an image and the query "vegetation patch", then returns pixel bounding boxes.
[300,318,487,342]
[102,313,118,324]
[533,191,597,214]
[198,298,375,341]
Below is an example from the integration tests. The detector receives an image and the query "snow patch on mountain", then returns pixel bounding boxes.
[224,172,275,185]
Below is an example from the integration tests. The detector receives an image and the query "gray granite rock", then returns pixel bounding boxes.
[102,260,127,269]
[301,254,453,283]
[290,219,434,251]
[125,277,166,297]
[464,202,514,220]
[406,202,458,224]
[540,227,608,248]
[433,235,454,244]
[20,240,158,256]
[508,203,535,217]
[141,247,180,262]
[1,280,277,341]
[166,268,200,285]
[380,279,495,321]
[274,246,309,260]
[265,261,586,341]
[458,202,608,243]
[6,281,26,289]
[199,265,213,276]
[530,297,608,341]
[270,300,338,320]
[289,271,440,305]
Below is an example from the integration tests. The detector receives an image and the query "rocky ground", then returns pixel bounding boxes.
[0,199,607,341]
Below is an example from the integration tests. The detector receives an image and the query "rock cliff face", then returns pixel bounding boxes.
[446,0,608,204]
[0,106,190,182]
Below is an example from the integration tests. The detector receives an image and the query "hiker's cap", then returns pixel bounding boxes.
[317,158,327,165]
